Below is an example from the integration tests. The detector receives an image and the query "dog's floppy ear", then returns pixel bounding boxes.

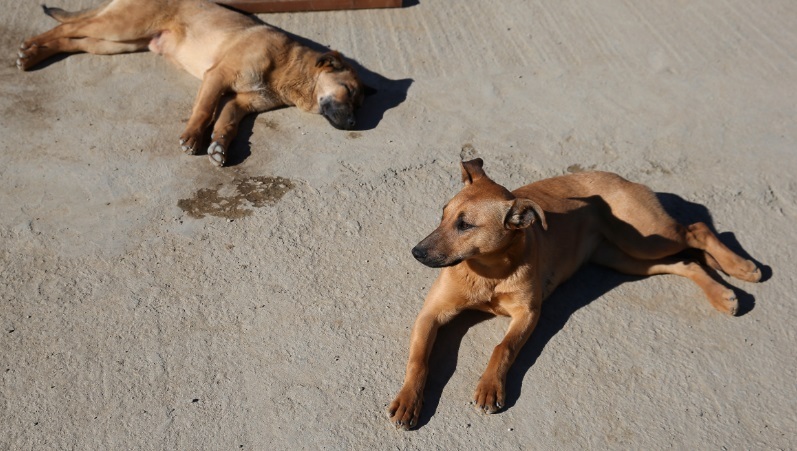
[316,51,345,71]
[504,198,548,231]
[461,158,485,185]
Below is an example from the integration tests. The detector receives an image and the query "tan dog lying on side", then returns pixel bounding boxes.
[388,158,761,429]
[17,0,365,167]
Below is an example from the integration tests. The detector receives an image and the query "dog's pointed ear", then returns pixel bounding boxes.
[461,158,485,185]
[504,198,548,231]
[316,51,345,71]
[363,85,378,97]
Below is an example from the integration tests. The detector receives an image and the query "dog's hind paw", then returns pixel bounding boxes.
[207,141,226,167]
[16,43,37,71]
[734,261,762,283]
[710,287,739,316]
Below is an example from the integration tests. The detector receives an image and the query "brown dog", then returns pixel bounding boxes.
[388,158,761,429]
[17,0,365,167]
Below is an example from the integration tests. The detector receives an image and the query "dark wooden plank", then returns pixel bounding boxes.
[218,0,403,13]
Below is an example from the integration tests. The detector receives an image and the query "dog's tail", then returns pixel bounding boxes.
[42,2,110,23]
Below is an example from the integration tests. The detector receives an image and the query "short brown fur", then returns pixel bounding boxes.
[388,159,761,429]
[17,0,365,166]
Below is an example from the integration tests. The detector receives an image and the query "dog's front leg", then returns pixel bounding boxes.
[180,67,230,156]
[388,289,458,430]
[474,302,539,413]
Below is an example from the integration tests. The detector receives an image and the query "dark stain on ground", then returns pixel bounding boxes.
[566,163,596,173]
[261,119,279,130]
[177,176,295,219]
[347,131,362,139]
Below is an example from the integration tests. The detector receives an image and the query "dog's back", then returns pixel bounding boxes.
[516,171,676,241]
[511,171,682,293]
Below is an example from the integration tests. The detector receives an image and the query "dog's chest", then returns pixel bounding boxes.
[231,71,283,108]
[480,294,512,316]
[462,277,517,316]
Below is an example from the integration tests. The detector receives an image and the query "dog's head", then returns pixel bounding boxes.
[411,158,547,268]
[313,51,364,130]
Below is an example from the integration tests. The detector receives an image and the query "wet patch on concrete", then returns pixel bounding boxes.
[346,132,362,139]
[177,176,295,219]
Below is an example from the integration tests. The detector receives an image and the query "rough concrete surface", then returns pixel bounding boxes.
[2,1,796,449]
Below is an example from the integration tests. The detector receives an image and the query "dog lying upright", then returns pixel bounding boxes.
[388,159,761,429]
[17,0,365,167]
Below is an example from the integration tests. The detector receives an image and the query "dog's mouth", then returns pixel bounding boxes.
[419,257,463,268]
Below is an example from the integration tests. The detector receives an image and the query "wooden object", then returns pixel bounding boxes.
[218,0,403,13]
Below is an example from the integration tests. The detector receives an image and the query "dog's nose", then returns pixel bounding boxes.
[346,117,356,129]
[411,246,427,261]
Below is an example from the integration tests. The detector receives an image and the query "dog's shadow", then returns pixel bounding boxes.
[415,192,769,427]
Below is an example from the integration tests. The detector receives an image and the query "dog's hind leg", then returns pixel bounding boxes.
[17,37,149,70]
[206,92,262,167]
[604,217,760,284]
[590,241,740,315]
[682,222,761,283]
[20,2,161,69]
[596,181,760,283]
[22,1,164,50]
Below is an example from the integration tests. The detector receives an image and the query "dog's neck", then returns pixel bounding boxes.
[272,44,322,112]
[462,231,532,280]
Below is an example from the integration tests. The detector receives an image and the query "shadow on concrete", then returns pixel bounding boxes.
[412,191,767,427]
[224,114,255,167]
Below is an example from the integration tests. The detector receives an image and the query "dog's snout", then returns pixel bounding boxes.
[411,246,427,261]
[319,98,356,130]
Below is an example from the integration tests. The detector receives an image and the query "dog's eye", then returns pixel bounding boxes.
[456,219,475,232]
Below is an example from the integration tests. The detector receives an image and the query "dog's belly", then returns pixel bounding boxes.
[149,28,224,79]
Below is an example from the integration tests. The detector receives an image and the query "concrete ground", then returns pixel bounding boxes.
[2,0,796,448]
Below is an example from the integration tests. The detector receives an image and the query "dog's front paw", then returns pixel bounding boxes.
[473,377,505,414]
[179,131,202,155]
[387,388,423,430]
[207,141,226,167]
